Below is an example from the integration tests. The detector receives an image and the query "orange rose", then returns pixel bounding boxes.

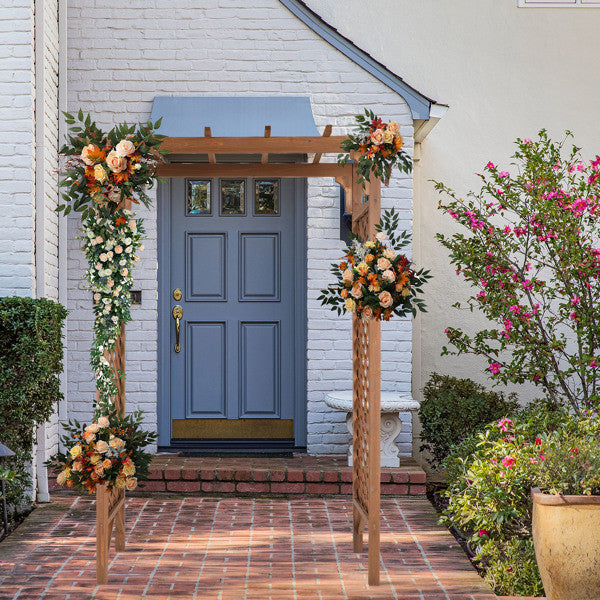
[370,129,385,146]
[341,289,348,299]
[365,254,374,263]
[351,283,363,299]
[377,258,391,271]
[362,306,374,322]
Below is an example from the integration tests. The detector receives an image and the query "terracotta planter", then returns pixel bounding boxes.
[531,487,600,600]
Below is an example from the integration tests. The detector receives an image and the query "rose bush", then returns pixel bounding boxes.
[435,130,600,412]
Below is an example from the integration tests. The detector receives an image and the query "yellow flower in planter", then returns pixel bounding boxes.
[69,445,82,459]
[90,453,101,465]
[345,298,357,312]
[93,164,108,183]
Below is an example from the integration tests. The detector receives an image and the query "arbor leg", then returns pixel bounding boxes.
[96,485,109,585]
[353,505,363,553]
[115,490,125,552]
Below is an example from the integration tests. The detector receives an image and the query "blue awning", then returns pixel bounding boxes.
[150,96,319,137]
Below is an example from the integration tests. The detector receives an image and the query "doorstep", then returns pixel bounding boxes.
[139,454,426,495]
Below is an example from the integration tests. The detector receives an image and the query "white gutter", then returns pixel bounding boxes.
[413,103,449,144]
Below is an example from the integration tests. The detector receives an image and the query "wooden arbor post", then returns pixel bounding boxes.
[350,166,382,586]
[95,200,130,585]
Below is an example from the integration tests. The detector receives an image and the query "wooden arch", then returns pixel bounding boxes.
[97,128,383,586]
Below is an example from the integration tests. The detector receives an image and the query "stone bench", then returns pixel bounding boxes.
[325,391,419,467]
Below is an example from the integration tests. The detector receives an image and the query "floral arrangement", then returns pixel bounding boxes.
[58,111,166,414]
[337,109,412,186]
[436,130,600,412]
[319,210,430,321]
[49,411,157,495]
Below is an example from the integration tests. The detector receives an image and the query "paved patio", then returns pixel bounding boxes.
[0,493,522,600]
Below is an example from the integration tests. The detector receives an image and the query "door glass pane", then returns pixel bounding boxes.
[221,180,245,215]
[187,180,211,215]
[255,180,279,215]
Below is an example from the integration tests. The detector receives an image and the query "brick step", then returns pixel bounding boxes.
[49,455,427,496]
[141,455,426,496]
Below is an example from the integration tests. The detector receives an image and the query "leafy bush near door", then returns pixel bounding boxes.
[0,297,67,511]
[418,373,519,468]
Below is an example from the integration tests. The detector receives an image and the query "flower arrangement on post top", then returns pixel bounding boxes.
[319,210,431,321]
[337,109,412,186]
[51,111,166,492]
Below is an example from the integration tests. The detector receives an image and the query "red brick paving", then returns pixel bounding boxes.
[0,493,508,600]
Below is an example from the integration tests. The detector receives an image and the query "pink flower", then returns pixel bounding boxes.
[499,171,509,178]
[489,362,501,374]
[504,226,511,235]
[486,162,495,169]
[501,456,516,468]
[523,138,531,145]
[478,529,489,537]
[497,418,513,431]
[571,295,580,305]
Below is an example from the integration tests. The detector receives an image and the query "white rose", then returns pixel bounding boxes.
[125,246,133,253]
[115,139,136,157]
[376,232,388,241]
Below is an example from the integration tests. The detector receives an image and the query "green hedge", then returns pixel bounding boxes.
[0,297,67,509]
[418,373,519,468]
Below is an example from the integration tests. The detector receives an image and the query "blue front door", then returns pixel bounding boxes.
[159,177,306,449]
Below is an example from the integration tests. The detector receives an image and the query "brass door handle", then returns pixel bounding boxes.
[172,305,183,353]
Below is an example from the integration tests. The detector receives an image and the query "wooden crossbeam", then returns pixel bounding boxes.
[313,124,332,164]
[157,162,352,179]
[161,135,345,155]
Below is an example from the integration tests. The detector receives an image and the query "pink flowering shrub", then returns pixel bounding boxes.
[435,130,600,412]
[442,404,600,595]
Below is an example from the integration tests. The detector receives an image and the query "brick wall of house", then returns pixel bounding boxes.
[65,0,414,455]
[0,0,35,297]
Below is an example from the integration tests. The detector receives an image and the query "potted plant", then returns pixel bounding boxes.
[530,414,600,600]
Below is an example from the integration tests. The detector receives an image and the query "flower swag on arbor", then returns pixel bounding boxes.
[51,111,165,492]
[58,110,166,415]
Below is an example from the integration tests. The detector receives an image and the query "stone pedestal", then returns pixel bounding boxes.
[325,391,419,468]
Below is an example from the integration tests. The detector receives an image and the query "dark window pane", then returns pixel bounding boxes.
[255,180,279,215]
[187,180,211,215]
[221,180,245,215]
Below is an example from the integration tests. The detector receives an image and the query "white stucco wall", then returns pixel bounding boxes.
[304,0,600,461]
[64,0,415,455]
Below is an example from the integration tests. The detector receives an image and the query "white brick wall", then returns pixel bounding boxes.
[65,0,415,455]
[0,1,35,297]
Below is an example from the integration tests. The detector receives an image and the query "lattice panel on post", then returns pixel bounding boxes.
[350,169,382,586]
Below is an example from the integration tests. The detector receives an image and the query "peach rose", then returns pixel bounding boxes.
[382,269,396,283]
[83,430,96,443]
[370,129,385,146]
[115,139,136,157]
[376,231,388,242]
[90,453,101,465]
[125,477,138,491]
[81,144,99,166]
[114,245,123,254]
[109,437,124,450]
[96,440,109,454]
[383,130,394,144]
[93,164,108,183]
[94,464,105,477]
[106,150,127,173]
[345,298,357,312]
[93,293,101,302]
[377,257,391,271]
[365,253,374,263]
[378,291,393,308]
[97,416,109,428]
[85,422,100,433]
[342,269,354,284]
[72,460,83,472]
[95,236,103,244]
[56,469,70,486]
[102,458,112,469]
[362,306,374,322]
[388,121,400,135]
[383,248,395,260]
[351,283,363,299]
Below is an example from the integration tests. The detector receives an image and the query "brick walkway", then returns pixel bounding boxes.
[0,493,508,600]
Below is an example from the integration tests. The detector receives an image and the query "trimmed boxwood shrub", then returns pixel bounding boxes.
[0,297,67,511]
[419,373,519,468]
